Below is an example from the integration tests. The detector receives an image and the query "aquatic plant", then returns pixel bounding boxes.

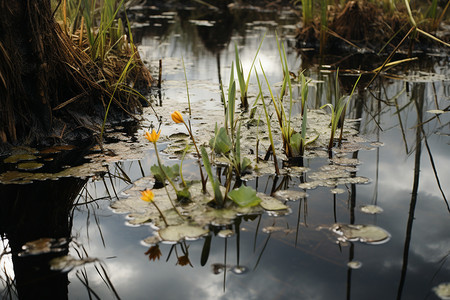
[171,111,207,192]
[296,0,450,53]
[201,147,224,208]
[254,69,280,175]
[210,64,252,178]
[319,0,328,54]
[60,0,129,63]
[201,147,261,208]
[289,73,318,157]
[321,73,361,153]
[234,34,265,110]
[255,37,317,164]
[295,0,313,27]
[145,129,191,203]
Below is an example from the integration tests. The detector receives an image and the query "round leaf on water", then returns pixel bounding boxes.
[331,223,390,244]
[158,224,209,242]
[17,162,44,171]
[218,229,234,238]
[4,154,37,164]
[273,190,307,201]
[347,261,362,269]
[360,205,383,214]
[258,193,289,211]
[433,282,450,300]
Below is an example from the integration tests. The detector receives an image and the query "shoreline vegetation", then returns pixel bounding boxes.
[295,0,450,53]
[0,0,153,153]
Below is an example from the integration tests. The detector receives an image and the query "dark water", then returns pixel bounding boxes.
[1,4,449,300]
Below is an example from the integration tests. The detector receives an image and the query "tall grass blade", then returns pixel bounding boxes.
[255,68,280,175]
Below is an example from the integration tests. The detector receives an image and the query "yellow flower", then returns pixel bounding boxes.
[171,111,184,124]
[144,129,161,143]
[140,189,155,202]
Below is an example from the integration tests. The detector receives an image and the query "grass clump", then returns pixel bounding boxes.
[295,0,450,53]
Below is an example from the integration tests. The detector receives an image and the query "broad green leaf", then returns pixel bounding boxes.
[227,185,261,207]
[150,164,180,183]
[201,147,223,206]
[210,126,232,154]
[241,157,252,173]
[289,132,302,157]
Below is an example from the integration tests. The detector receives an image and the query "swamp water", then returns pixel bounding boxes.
[1,5,450,300]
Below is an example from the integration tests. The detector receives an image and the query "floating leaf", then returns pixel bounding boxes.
[17,161,44,171]
[227,185,261,207]
[331,188,345,194]
[360,205,384,214]
[347,261,362,269]
[143,235,162,246]
[258,193,289,211]
[218,229,234,238]
[273,190,307,201]
[331,223,390,245]
[158,224,209,242]
[433,282,450,300]
[4,154,37,164]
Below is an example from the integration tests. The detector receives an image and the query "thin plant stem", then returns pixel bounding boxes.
[151,201,169,226]
[182,56,192,117]
[183,120,207,193]
[152,141,178,193]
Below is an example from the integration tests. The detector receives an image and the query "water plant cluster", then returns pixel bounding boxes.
[119,34,366,244]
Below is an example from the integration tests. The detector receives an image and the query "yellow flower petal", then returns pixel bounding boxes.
[171,111,184,124]
[145,129,161,143]
[140,189,155,202]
